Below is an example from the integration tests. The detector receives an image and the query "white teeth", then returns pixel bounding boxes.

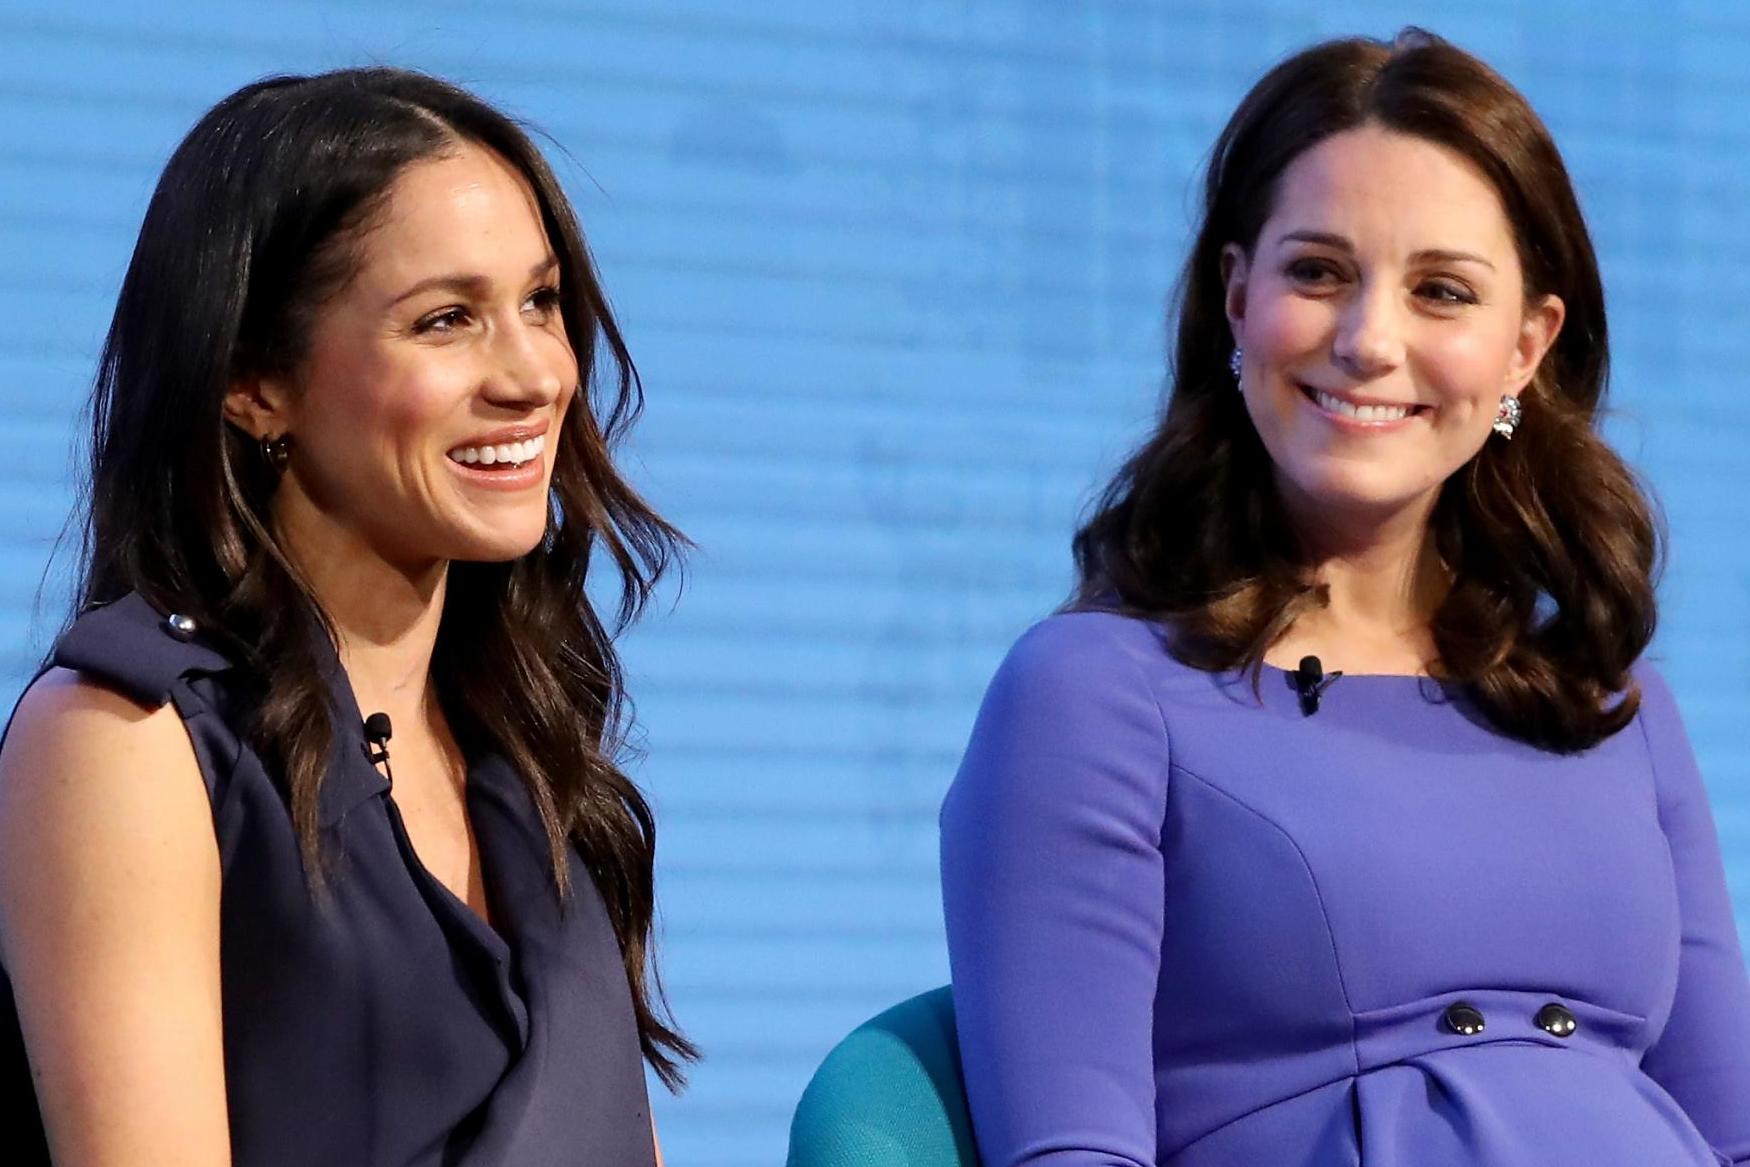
[447,432,548,467]
[1314,389,1412,422]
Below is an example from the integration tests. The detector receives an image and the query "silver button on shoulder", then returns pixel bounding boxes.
[164,613,198,641]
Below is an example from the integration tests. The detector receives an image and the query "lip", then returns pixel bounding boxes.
[445,421,551,492]
[447,450,546,492]
[1298,382,1426,431]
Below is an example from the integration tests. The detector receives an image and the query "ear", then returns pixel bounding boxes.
[1506,292,1565,396]
[223,373,295,442]
[1220,243,1250,346]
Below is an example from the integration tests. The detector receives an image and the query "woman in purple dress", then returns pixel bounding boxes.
[941,29,1750,1166]
[0,69,689,1164]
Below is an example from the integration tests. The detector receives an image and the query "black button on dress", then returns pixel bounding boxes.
[0,593,656,1165]
[1536,1002,1580,1038]
[1442,1002,1487,1036]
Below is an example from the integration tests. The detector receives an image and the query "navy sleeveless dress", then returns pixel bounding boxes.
[0,592,656,1165]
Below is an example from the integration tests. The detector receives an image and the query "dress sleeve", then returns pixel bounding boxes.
[1635,664,1750,1166]
[939,615,1169,1166]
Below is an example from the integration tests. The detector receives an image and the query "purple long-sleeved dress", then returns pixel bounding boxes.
[940,611,1750,1166]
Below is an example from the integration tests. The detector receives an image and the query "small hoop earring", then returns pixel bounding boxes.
[261,433,292,473]
[1229,346,1243,385]
[1492,395,1522,440]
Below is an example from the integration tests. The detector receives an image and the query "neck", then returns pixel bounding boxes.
[273,486,449,730]
[1273,480,1448,673]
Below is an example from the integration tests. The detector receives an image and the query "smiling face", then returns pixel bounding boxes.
[1223,124,1564,538]
[228,139,578,575]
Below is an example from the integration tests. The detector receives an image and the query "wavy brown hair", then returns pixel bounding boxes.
[1072,30,1659,752]
[76,68,694,1084]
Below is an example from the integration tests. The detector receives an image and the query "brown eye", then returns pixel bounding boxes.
[1285,258,1342,286]
[414,307,470,334]
[523,286,562,318]
[1418,279,1477,306]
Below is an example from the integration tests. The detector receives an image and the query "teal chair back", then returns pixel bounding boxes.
[786,985,981,1166]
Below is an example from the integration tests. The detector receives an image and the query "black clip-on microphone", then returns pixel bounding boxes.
[363,711,395,789]
[1293,655,1343,716]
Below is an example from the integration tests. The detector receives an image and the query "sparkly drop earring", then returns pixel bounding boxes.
[1492,396,1522,440]
[1229,346,1243,385]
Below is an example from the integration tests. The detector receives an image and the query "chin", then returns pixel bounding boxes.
[457,538,546,564]
[444,520,548,564]
[1282,463,1442,519]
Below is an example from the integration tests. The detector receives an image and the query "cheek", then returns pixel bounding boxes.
[302,357,460,479]
[548,331,580,387]
[376,381,455,450]
[1416,320,1521,405]
[1245,283,1331,362]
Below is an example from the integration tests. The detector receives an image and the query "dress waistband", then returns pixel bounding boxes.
[1352,987,1646,1074]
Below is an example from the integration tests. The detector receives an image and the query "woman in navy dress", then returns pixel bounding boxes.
[0,69,690,1164]
[941,29,1750,1166]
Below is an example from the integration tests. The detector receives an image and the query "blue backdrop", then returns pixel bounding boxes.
[3,4,1746,1163]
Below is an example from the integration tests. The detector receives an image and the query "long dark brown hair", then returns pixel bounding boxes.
[1073,30,1659,752]
[77,67,694,1084]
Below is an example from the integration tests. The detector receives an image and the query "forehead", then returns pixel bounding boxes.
[1264,125,1517,259]
[350,142,554,290]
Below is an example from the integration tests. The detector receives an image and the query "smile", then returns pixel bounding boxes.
[447,432,546,468]
[1300,384,1426,425]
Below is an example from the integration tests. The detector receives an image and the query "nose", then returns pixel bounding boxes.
[483,317,567,408]
[1331,283,1406,379]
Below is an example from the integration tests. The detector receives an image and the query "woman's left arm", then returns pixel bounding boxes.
[1636,665,1750,1165]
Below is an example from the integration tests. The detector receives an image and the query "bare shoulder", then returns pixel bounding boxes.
[0,665,207,815]
[0,665,215,955]
[0,668,229,1162]
[3,664,195,761]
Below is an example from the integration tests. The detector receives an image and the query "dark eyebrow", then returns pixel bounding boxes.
[1275,230,1495,271]
[1411,247,1495,271]
[389,254,561,307]
[1277,229,1352,252]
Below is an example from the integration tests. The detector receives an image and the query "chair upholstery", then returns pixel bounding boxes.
[786,985,981,1166]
